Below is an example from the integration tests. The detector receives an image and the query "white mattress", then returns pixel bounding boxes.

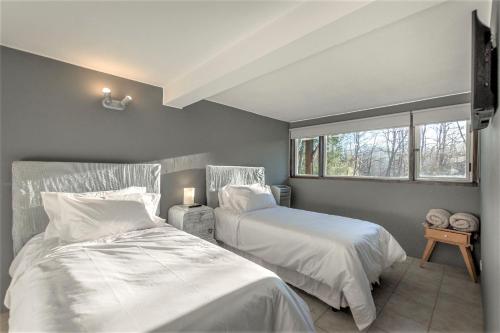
[5,225,314,332]
[214,206,406,330]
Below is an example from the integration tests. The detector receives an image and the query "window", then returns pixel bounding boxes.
[290,104,475,183]
[294,137,320,176]
[416,120,470,181]
[325,127,409,178]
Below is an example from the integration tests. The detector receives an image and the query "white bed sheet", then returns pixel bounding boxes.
[214,206,241,247]
[214,207,406,330]
[5,225,314,332]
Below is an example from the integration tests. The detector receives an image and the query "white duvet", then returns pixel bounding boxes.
[215,207,406,330]
[5,225,314,332]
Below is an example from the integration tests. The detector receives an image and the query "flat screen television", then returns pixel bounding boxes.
[471,10,497,130]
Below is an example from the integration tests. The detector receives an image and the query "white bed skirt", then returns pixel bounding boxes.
[218,241,349,309]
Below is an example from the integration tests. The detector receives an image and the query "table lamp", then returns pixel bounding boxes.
[183,187,200,208]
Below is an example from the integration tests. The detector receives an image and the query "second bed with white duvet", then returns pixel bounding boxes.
[215,206,407,330]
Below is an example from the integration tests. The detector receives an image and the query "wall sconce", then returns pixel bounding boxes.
[102,87,132,111]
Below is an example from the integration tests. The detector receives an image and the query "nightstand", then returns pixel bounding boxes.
[168,205,216,244]
[420,224,477,282]
[271,185,291,207]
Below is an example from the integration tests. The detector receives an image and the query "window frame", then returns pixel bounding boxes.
[290,119,478,185]
[414,120,473,183]
[291,136,321,177]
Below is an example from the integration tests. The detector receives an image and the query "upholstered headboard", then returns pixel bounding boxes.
[12,161,161,256]
[205,165,265,208]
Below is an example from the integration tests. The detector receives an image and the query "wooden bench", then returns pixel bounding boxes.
[420,224,477,282]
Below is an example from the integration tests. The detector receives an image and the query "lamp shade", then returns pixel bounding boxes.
[183,187,195,205]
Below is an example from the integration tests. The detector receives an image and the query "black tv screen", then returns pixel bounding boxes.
[471,10,496,130]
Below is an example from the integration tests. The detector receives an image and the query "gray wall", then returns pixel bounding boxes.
[0,46,289,309]
[480,2,500,331]
[290,178,480,267]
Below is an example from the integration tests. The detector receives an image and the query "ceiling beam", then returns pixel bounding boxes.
[163,0,447,108]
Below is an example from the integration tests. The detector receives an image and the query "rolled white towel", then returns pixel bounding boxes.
[426,209,451,228]
[450,213,479,232]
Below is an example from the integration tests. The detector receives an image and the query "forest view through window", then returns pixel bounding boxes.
[295,137,319,176]
[416,121,469,179]
[291,109,473,182]
[325,127,409,178]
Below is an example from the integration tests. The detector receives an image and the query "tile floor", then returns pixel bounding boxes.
[0,257,482,333]
[295,256,483,332]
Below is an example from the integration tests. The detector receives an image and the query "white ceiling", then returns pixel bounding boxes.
[1,1,492,122]
[0,1,299,86]
[209,0,491,121]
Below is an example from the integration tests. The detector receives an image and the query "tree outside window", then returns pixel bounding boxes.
[417,121,468,179]
[325,127,409,178]
[292,117,472,183]
[295,137,320,176]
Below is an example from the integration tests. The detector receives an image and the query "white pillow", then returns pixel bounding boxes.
[220,184,276,213]
[218,190,225,207]
[41,194,158,243]
[41,186,150,239]
[103,192,164,224]
[103,192,161,217]
[219,184,266,209]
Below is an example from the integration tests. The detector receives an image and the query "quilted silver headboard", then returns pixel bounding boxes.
[206,165,265,208]
[12,161,161,256]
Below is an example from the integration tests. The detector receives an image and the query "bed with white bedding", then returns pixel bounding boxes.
[5,161,314,332]
[206,165,407,330]
[6,226,313,332]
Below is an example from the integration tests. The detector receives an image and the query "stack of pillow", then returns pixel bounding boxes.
[218,183,277,213]
[41,186,164,243]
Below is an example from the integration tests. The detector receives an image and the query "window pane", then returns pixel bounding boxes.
[325,127,409,178]
[295,137,320,176]
[417,121,468,179]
